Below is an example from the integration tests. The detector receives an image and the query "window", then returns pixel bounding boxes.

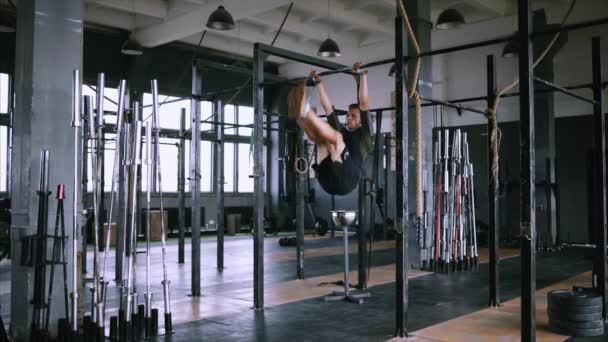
[0,74,9,192]
[224,143,235,192]
[82,85,118,125]
[83,85,119,192]
[0,126,8,192]
[184,140,213,192]
[238,106,253,136]
[142,93,191,130]
[223,105,236,135]
[237,143,254,192]
[0,74,8,114]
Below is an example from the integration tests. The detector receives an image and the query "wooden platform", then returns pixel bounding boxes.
[388,272,593,342]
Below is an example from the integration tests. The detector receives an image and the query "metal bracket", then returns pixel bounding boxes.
[520,222,535,241]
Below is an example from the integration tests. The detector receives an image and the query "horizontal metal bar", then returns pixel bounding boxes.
[193,85,254,100]
[141,96,188,109]
[407,17,608,59]
[533,77,597,105]
[421,97,487,116]
[194,59,283,81]
[257,43,348,71]
[443,82,604,104]
[369,106,396,112]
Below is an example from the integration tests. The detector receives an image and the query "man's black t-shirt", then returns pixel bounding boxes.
[313,109,372,195]
[327,109,371,167]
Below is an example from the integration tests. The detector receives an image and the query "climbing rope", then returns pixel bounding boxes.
[487,0,576,182]
[396,0,423,219]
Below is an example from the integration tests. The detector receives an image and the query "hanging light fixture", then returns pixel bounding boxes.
[121,0,143,55]
[502,39,519,58]
[0,12,16,33]
[435,8,465,30]
[120,0,144,56]
[121,37,144,55]
[206,5,235,30]
[318,0,341,57]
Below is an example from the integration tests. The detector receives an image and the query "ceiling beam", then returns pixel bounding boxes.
[87,0,168,19]
[296,0,392,36]
[134,0,292,47]
[465,0,507,16]
[246,11,361,47]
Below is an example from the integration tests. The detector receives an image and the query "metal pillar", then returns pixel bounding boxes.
[215,100,225,272]
[252,43,267,310]
[10,0,83,338]
[591,36,607,320]
[296,129,305,279]
[487,55,500,307]
[394,6,410,337]
[81,113,89,275]
[518,0,536,340]
[357,178,367,289]
[178,109,186,264]
[190,64,202,296]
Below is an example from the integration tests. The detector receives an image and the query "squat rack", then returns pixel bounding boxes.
[249,1,606,340]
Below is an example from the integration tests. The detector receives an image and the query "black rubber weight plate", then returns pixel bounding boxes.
[548,322,605,337]
[547,309,603,322]
[547,290,603,307]
[549,317,605,329]
[548,302,602,314]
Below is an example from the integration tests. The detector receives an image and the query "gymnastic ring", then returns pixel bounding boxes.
[294,157,309,174]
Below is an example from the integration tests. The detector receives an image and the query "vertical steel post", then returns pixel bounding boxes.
[487,55,500,307]
[591,36,607,320]
[296,128,305,279]
[358,177,367,288]
[215,99,225,272]
[178,109,186,264]
[518,0,536,340]
[395,4,410,337]
[70,69,81,334]
[190,64,202,296]
[253,43,266,310]
[81,108,88,275]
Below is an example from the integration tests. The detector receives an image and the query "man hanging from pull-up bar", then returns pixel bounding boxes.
[287,62,371,195]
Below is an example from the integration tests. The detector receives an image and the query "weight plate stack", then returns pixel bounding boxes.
[547,289,605,337]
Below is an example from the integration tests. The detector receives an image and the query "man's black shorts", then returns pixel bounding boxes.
[313,149,361,196]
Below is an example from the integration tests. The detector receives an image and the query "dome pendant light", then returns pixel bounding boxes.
[318,0,341,57]
[121,37,144,55]
[206,5,236,30]
[121,0,144,55]
[435,8,465,30]
[318,38,341,58]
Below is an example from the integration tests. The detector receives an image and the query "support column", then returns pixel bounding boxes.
[394,4,410,337]
[295,129,305,279]
[517,0,536,340]
[357,178,367,288]
[215,100,225,272]
[10,0,83,339]
[177,109,186,264]
[190,64,202,297]
[486,55,500,307]
[591,36,607,320]
[252,43,266,310]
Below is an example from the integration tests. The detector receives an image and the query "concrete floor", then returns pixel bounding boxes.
[1,235,606,341]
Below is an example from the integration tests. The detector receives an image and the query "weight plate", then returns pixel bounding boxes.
[548,309,603,322]
[548,302,602,314]
[547,290,603,307]
[548,323,605,337]
[549,317,605,329]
